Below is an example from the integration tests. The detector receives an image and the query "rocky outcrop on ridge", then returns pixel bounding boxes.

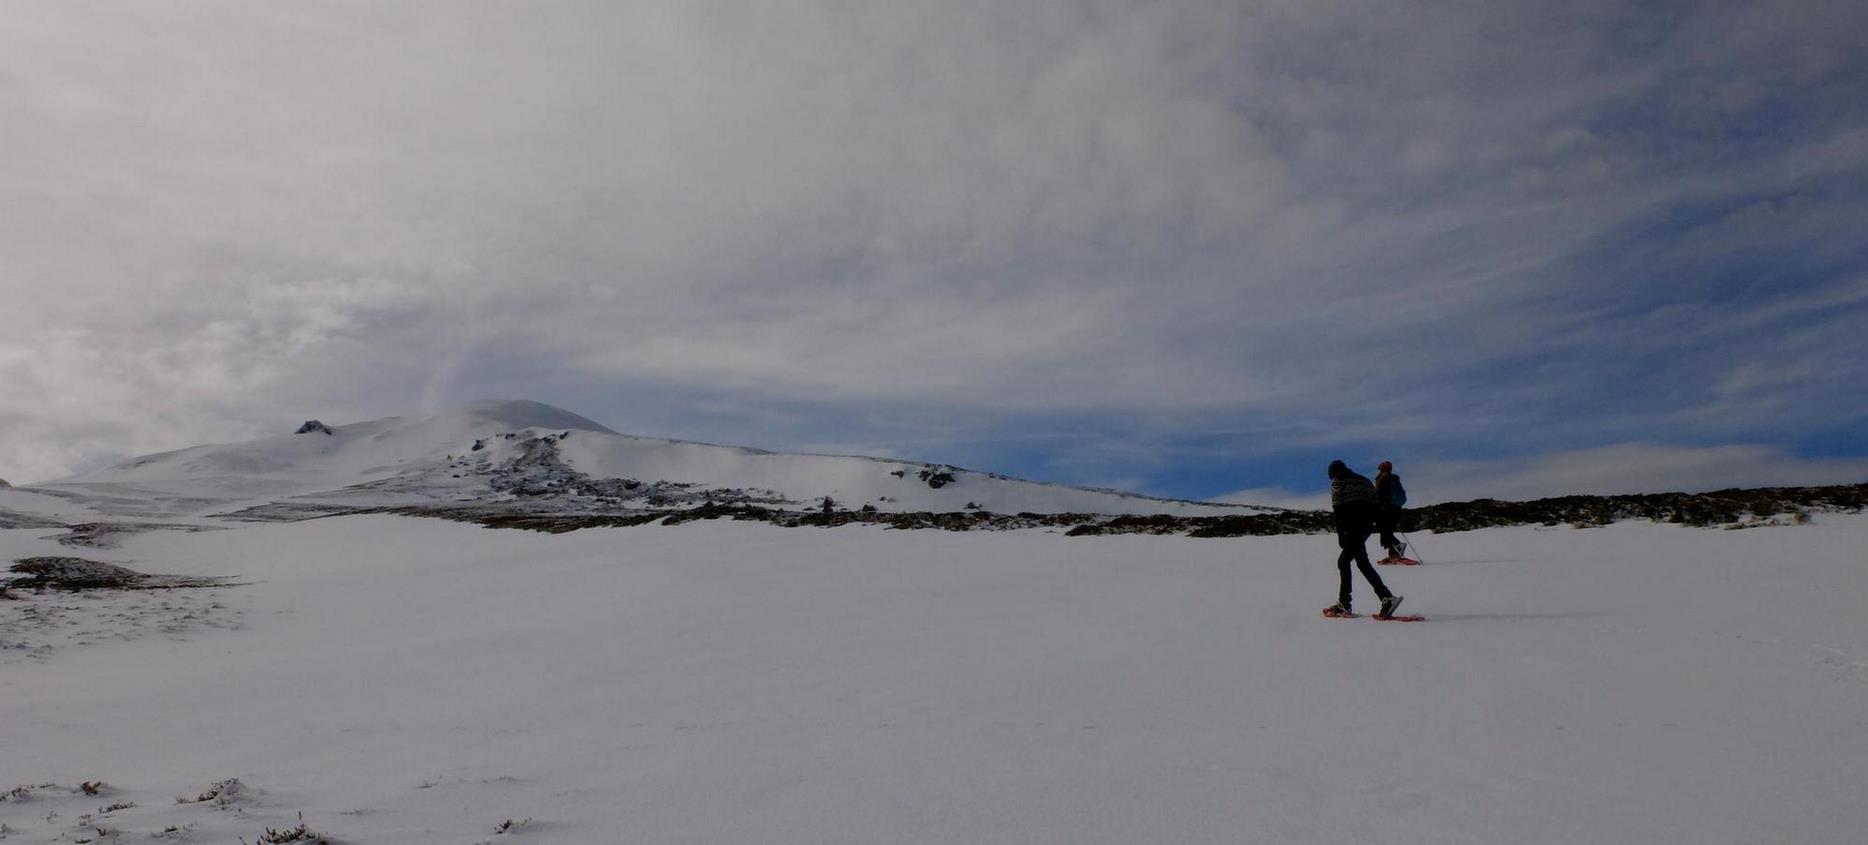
[475,431,790,508]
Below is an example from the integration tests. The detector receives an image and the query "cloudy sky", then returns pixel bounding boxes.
[3,0,1865,504]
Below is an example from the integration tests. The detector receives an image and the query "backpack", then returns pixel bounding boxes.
[1390,475,1407,508]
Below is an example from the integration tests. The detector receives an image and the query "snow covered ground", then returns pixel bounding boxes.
[4,498,1865,844]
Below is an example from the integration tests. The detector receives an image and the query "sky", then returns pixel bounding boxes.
[2,0,1865,505]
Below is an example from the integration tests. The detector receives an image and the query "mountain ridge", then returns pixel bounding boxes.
[29,399,1274,519]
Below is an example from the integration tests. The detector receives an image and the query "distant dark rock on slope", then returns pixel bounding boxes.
[296,420,334,435]
[918,466,958,489]
[0,478,10,488]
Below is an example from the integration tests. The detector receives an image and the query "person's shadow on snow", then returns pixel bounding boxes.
[1412,558,1524,566]
[1424,611,1612,622]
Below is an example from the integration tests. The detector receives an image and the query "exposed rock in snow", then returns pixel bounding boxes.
[484,432,785,508]
[918,466,958,489]
[6,556,238,591]
[9,556,151,589]
[0,478,11,487]
[295,420,334,435]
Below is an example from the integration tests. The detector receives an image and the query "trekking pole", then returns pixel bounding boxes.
[1399,531,1426,564]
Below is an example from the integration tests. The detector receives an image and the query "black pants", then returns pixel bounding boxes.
[1337,525,1392,608]
[1376,507,1401,552]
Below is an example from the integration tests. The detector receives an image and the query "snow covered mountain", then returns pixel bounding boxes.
[29,400,1271,518]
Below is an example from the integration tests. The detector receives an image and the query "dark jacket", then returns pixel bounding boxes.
[1375,470,1403,510]
[1327,461,1377,530]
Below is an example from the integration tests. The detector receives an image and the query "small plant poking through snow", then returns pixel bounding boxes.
[80,781,105,796]
[180,777,244,806]
[496,817,533,834]
[99,800,134,813]
[245,813,330,844]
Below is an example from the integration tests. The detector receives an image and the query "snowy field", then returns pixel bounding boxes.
[4,511,1867,844]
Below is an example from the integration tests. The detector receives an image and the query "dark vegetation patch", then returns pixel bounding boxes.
[375,502,1095,533]
[42,521,217,549]
[210,502,374,522]
[374,506,670,533]
[1178,483,1867,537]
[5,557,240,591]
[1396,484,1866,533]
[372,483,1868,538]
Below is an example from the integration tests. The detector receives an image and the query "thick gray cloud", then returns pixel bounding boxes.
[2,1,1864,492]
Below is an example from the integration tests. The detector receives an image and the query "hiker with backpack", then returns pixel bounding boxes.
[1323,460,1403,619]
[1374,460,1410,563]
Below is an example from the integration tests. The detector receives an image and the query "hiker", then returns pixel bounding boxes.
[1374,460,1408,562]
[1323,460,1402,619]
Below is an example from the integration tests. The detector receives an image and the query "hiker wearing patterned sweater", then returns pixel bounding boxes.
[1323,460,1403,619]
